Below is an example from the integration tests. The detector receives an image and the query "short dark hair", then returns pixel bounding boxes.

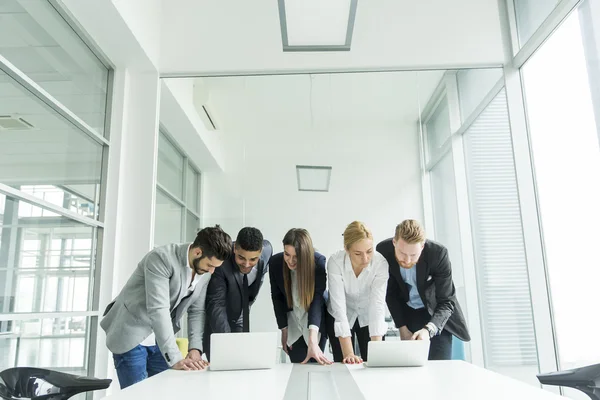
[192,225,232,261]
[235,227,263,252]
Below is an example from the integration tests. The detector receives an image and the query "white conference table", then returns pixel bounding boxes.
[102,361,564,400]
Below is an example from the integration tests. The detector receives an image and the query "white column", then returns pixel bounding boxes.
[93,68,161,390]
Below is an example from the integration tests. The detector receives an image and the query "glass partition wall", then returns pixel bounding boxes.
[0,1,111,388]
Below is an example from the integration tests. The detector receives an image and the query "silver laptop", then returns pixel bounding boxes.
[366,340,430,367]
[209,332,278,371]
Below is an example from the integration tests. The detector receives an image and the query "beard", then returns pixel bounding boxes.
[192,257,210,274]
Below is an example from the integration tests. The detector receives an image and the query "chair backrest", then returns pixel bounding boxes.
[451,336,466,361]
[537,363,600,400]
[0,367,111,400]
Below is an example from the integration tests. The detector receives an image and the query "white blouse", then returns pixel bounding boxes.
[326,249,389,338]
[286,269,319,346]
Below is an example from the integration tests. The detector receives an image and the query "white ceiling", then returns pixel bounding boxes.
[194,70,444,132]
[159,0,504,76]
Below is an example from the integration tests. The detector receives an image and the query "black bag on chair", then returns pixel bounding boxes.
[0,367,111,400]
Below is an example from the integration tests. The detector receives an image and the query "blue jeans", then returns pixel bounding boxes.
[113,345,169,389]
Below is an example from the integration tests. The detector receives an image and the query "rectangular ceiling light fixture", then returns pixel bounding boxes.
[278,0,358,52]
[296,165,332,192]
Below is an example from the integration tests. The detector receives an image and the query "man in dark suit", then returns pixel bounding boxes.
[377,219,470,360]
[204,227,273,360]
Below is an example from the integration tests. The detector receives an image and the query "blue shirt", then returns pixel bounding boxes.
[399,266,425,309]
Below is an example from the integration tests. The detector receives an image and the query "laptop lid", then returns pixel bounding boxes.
[209,332,278,371]
[366,340,430,367]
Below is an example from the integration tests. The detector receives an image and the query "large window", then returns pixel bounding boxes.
[1,316,90,377]
[457,68,503,122]
[429,152,464,304]
[417,0,600,396]
[424,95,451,161]
[0,194,95,314]
[513,0,560,47]
[421,68,545,386]
[0,194,94,377]
[154,130,201,247]
[521,0,600,388]
[0,0,110,135]
[0,66,103,220]
[421,79,468,357]
[463,89,539,385]
[0,1,110,386]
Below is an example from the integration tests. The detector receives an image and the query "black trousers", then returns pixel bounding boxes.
[286,332,328,363]
[403,305,453,360]
[325,311,375,362]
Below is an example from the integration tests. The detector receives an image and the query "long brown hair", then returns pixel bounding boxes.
[282,228,315,312]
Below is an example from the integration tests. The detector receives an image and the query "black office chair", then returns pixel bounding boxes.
[0,367,111,400]
[537,363,600,400]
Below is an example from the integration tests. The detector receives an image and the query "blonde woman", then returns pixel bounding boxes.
[326,221,389,364]
[269,229,332,365]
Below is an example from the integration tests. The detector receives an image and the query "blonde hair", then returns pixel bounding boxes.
[394,219,426,244]
[343,221,373,250]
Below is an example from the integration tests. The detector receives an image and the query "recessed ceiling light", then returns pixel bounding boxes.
[296,165,332,192]
[278,0,358,52]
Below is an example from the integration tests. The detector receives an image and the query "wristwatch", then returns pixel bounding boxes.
[424,324,435,339]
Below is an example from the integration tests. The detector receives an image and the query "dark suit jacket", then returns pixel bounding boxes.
[269,252,328,335]
[203,240,273,359]
[377,238,470,342]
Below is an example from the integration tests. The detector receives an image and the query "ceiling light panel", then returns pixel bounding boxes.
[279,0,358,51]
[296,165,332,192]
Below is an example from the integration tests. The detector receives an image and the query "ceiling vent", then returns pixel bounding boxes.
[0,115,35,131]
[296,165,332,192]
[200,105,217,130]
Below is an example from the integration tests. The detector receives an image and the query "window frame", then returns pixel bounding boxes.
[154,128,202,247]
[0,1,112,384]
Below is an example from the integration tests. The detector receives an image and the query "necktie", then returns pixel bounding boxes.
[242,274,250,332]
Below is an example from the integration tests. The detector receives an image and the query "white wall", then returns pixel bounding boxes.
[160,79,225,172]
[111,0,163,67]
[203,123,424,333]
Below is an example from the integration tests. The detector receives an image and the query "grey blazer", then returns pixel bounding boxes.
[100,243,208,366]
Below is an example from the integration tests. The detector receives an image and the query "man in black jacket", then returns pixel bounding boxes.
[203,227,272,360]
[377,219,470,360]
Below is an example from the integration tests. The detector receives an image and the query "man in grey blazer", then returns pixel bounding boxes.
[377,219,470,360]
[100,225,232,389]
